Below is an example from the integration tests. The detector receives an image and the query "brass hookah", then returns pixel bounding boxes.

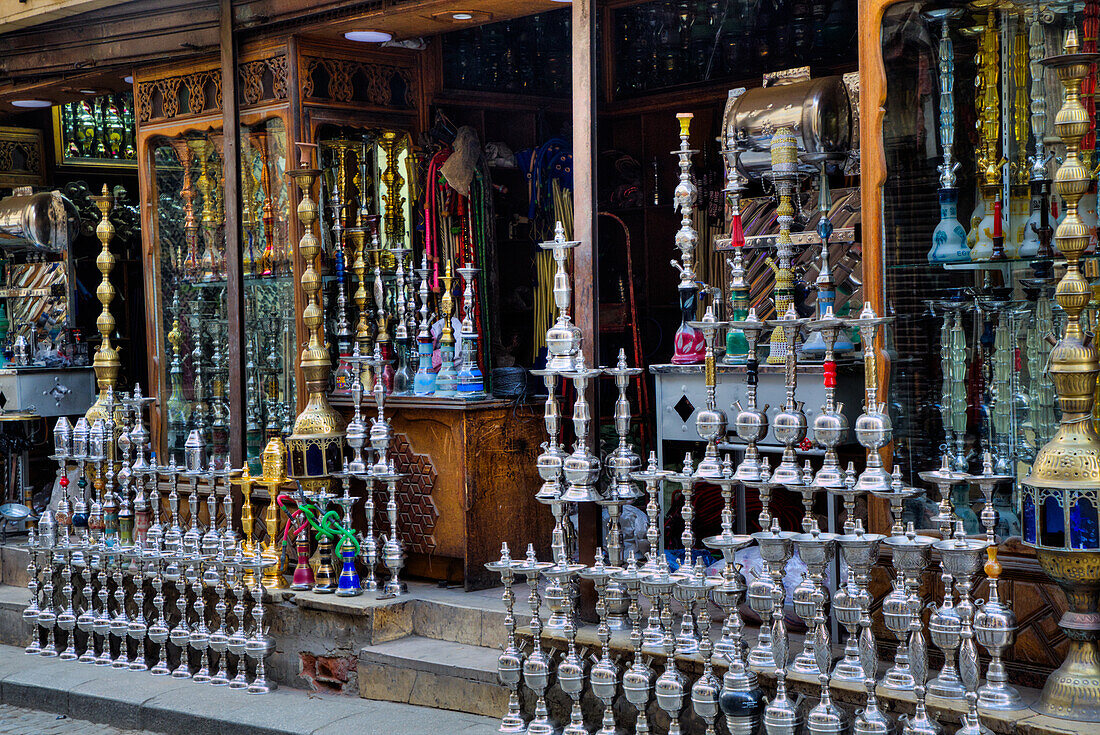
[254,129,277,277]
[192,137,220,281]
[86,184,121,426]
[765,126,799,364]
[379,130,407,257]
[169,138,197,274]
[286,142,346,491]
[1022,28,1100,721]
[436,260,459,397]
[241,137,259,277]
[260,437,289,590]
[969,7,1005,262]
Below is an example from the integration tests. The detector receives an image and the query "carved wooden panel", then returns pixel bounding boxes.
[300,55,416,109]
[372,431,439,555]
[136,69,221,123]
[237,54,291,106]
[0,127,45,187]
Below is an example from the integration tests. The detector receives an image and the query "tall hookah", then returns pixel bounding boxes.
[721,129,751,363]
[803,159,853,354]
[1021,0,1054,261]
[765,126,800,365]
[689,306,728,478]
[925,8,971,263]
[670,111,706,365]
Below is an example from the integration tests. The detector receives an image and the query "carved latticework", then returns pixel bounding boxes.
[301,56,416,108]
[237,55,291,106]
[0,127,45,186]
[373,432,438,554]
[137,70,221,123]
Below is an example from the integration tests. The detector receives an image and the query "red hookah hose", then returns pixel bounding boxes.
[425,150,451,289]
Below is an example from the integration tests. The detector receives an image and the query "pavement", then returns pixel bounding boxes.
[0,644,498,735]
[0,703,144,734]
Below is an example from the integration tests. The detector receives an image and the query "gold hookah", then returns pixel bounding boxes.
[86,184,120,426]
[255,130,276,277]
[766,126,799,364]
[1022,28,1100,721]
[169,138,196,273]
[1010,10,1031,255]
[241,141,258,277]
[379,130,407,268]
[286,142,346,492]
[235,467,258,586]
[970,5,1005,261]
[260,437,289,590]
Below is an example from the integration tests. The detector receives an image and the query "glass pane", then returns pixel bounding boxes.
[241,117,296,473]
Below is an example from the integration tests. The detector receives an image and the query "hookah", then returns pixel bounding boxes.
[1021,0,1052,260]
[391,250,414,395]
[874,471,926,694]
[368,346,407,598]
[670,112,706,365]
[712,532,764,735]
[546,552,587,735]
[969,12,1006,262]
[802,160,853,355]
[541,221,584,371]
[848,304,895,494]
[148,537,171,676]
[514,545,553,735]
[226,549,250,689]
[684,559,721,735]
[277,490,317,592]
[434,260,458,397]
[749,519,796,674]
[807,305,849,496]
[791,522,838,678]
[668,454,702,655]
[601,348,643,629]
[616,553,657,734]
[702,456,755,662]
[328,170,354,362]
[259,438,289,590]
[721,129,751,364]
[971,453,1025,710]
[412,256,436,395]
[485,544,526,733]
[689,306,729,477]
[730,308,770,491]
[804,530,846,735]
[562,353,604,505]
[35,515,57,657]
[768,304,810,489]
[204,548,231,685]
[332,463,363,597]
[580,551,623,735]
[926,508,966,701]
[631,453,672,651]
[925,7,970,263]
[241,548,278,694]
[849,524,892,735]
[456,262,486,397]
[169,543,193,678]
[934,523,989,735]
[648,554,688,735]
[887,525,940,735]
[764,126,800,364]
[761,523,802,735]
[124,541,148,671]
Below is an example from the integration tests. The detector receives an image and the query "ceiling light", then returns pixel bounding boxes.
[344,30,392,43]
[11,100,52,108]
[124,76,133,84]
[452,12,474,20]
[78,89,98,95]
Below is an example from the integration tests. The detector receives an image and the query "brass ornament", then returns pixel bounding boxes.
[1023,28,1100,721]
[85,184,120,425]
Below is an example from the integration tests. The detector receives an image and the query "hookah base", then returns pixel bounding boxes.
[311,583,338,594]
[830,658,865,684]
[228,677,249,690]
[524,716,554,735]
[881,667,916,694]
[170,665,192,679]
[789,653,821,678]
[247,680,276,695]
[210,672,230,687]
[335,586,364,597]
[926,673,966,700]
[747,646,775,672]
[977,682,1025,711]
[497,713,527,733]
[59,650,79,662]
[150,661,171,676]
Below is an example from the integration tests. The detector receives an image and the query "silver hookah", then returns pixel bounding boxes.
[971,453,1024,710]
[807,305,850,493]
[934,523,989,735]
[848,304,895,494]
[540,221,583,372]
[548,552,587,735]
[804,530,847,735]
[648,554,688,735]
[369,345,406,598]
[885,525,939,735]
[333,462,363,598]
[515,545,553,735]
[631,453,672,652]
[168,541,192,678]
[392,247,414,395]
[581,550,622,735]
[351,349,379,593]
[791,521,838,679]
[600,348,643,629]
[684,558,721,735]
[148,536,172,676]
[125,543,149,671]
[710,528,763,735]
[456,263,486,398]
[688,305,729,477]
[226,548,249,690]
[329,179,353,357]
[670,112,701,304]
[849,525,891,735]
[750,519,796,675]
[485,544,526,733]
[242,548,277,694]
[921,453,972,539]
[669,453,701,654]
[768,304,810,489]
[729,308,770,487]
[762,522,801,735]
[832,518,882,684]
[616,553,655,734]
[562,353,603,503]
[530,364,570,629]
[704,455,748,659]
[35,516,57,657]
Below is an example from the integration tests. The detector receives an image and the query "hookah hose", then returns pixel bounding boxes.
[276,494,360,555]
[424,150,451,289]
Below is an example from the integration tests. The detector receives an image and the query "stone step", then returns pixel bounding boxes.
[1,542,30,588]
[0,582,33,649]
[358,634,506,719]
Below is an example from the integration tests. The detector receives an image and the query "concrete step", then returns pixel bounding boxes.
[0,582,32,649]
[358,634,506,718]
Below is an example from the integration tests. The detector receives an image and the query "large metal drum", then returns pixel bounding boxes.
[0,191,80,254]
[724,76,851,178]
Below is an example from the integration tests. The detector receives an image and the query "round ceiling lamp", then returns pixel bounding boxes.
[11,100,52,108]
[344,30,392,43]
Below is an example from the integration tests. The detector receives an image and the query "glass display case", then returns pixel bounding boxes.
[53,93,137,167]
[873,1,1075,540]
[143,117,297,471]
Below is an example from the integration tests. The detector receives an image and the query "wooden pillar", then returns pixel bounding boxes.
[219,0,246,467]
[572,0,599,618]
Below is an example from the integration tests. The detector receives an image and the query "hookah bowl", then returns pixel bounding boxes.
[485,545,527,734]
[919,454,971,538]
